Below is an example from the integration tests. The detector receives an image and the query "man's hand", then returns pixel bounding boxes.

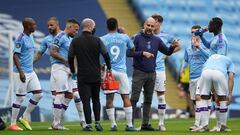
[143,51,154,58]
[227,95,232,105]
[71,73,77,80]
[171,39,180,48]
[64,59,68,67]
[19,70,26,83]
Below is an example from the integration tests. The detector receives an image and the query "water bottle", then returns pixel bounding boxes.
[194,28,208,36]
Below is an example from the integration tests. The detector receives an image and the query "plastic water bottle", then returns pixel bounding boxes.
[194,28,208,36]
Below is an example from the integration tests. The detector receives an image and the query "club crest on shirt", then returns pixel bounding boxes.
[147,41,151,49]
[53,39,60,46]
[25,39,30,45]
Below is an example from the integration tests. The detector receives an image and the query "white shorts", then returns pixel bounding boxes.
[104,70,130,95]
[51,64,76,93]
[154,71,166,92]
[13,71,41,95]
[50,73,57,91]
[189,78,200,100]
[198,69,228,96]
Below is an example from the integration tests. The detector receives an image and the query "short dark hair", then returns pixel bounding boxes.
[107,17,118,31]
[48,17,59,23]
[191,25,201,29]
[67,18,80,26]
[211,17,223,28]
[151,14,163,23]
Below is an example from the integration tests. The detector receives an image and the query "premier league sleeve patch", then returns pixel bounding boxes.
[53,39,60,46]
[15,43,22,48]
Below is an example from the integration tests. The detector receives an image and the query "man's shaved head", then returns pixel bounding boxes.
[22,18,35,28]
[144,17,155,25]
[143,17,155,36]
[22,17,36,34]
[81,18,95,33]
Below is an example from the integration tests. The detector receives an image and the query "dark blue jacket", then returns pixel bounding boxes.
[127,31,175,72]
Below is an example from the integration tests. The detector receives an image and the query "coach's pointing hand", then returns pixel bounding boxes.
[143,51,154,58]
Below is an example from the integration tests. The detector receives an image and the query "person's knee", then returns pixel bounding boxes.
[157,94,165,104]
[143,100,152,105]
[130,99,137,107]
[16,96,24,103]
[106,94,114,108]
[121,94,131,107]
[33,92,43,101]
[195,95,201,101]
[157,91,164,96]
[73,91,80,99]
[218,96,226,101]
[144,95,153,104]
[92,97,100,104]
[201,95,211,100]
[65,92,73,99]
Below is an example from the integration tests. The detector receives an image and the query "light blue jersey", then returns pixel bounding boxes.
[101,32,134,72]
[51,31,72,65]
[13,33,35,73]
[155,31,174,71]
[184,43,210,80]
[39,34,55,64]
[203,54,235,77]
[210,33,228,55]
[202,33,228,56]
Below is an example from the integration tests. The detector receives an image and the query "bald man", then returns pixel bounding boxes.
[8,18,43,131]
[68,18,111,131]
[127,17,179,131]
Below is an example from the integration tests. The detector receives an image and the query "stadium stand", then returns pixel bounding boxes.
[129,0,240,117]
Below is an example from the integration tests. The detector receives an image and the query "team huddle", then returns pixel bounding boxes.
[6,14,234,133]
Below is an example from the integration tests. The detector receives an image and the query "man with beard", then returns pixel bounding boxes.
[36,17,86,129]
[127,17,179,131]
[50,18,82,130]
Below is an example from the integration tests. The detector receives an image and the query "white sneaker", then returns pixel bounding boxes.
[48,126,53,130]
[220,125,231,132]
[210,126,219,132]
[159,125,166,131]
[80,121,87,128]
[51,124,69,130]
[191,125,209,132]
[189,125,198,131]
[59,126,69,130]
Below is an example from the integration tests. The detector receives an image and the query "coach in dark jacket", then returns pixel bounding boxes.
[68,18,111,131]
[127,17,179,131]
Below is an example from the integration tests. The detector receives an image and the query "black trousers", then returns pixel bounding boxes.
[130,69,156,125]
[78,81,101,125]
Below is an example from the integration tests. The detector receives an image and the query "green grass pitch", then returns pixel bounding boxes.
[1,118,239,135]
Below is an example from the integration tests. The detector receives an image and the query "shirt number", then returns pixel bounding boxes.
[110,45,120,61]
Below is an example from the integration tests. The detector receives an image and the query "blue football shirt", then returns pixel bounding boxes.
[51,31,72,65]
[101,32,134,72]
[13,33,35,73]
